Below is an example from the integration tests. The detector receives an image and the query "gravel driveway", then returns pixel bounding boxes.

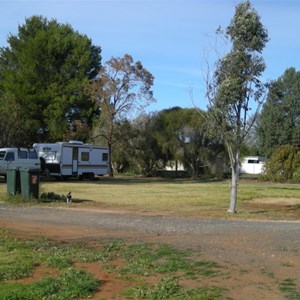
[0,204,299,257]
[0,204,299,237]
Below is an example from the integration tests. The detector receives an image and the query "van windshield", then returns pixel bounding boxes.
[5,152,15,161]
[0,151,6,160]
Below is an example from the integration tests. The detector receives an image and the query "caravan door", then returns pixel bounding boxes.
[72,147,78,175]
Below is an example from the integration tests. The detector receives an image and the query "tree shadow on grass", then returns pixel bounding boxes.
[42,176,225,186]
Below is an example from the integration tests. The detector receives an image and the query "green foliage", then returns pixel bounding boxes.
[40,192,66,202]
[0,15,101,144]
[261,145,300,182]
[193,261,224,278]
[118,243,192,276]
[109,116,164,176]
[0,95,30,147]
[102,107,226,178]
[131,276,181,299]
[257,68,300,157]
[210,1,268,140]
[226,0,268,52]
[132,107,225,178]
[279,278,300,300]
[0,237,37,280]
[0,268,99,300]
[128,277,225,300]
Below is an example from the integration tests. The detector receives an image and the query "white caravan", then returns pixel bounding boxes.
[0,147,41,177]
[33,141,109,180]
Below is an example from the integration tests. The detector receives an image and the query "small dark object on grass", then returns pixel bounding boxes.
[66,192,72,203]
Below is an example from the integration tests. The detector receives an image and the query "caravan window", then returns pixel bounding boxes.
[81,152,89,161]
[102,153,108,161]
[44,151,56,161]
[247,159,259,164]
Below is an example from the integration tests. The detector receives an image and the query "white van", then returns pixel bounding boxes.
[0,147,41,177]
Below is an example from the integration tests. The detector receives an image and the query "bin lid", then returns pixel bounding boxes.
[19,167,42,173]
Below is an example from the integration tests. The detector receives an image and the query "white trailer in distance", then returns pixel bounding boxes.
[33,141,109,180]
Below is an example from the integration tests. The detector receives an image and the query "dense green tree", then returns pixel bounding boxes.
[205,1,268,212]
[0,95,28,146]
[0,15,101,144]
[110,119,137,174]
[151,107,183,165]
[129,113,166,176]
[261,144,300,182]
[97,114,163,176]
[151,107,225,177]
[257,68,300,157]
[90,54,155,176]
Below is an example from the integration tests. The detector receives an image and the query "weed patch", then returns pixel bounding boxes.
[126,276,225,299]
[279,278,300,300]
[0,268,99,300]
[0,229,231,299]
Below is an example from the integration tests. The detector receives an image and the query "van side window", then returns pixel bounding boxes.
[28,149,38,159]
[18,150,28,159]
[5,152,15,161]
[0,151,5,160]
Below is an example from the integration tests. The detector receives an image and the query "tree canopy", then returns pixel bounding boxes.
[151,107,224,177]
[257,67,300,157]
[0,15,101,145]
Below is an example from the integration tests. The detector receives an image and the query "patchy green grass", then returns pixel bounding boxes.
[0,229,231,299]
[0,268,99,300]
[124,276,226,299]
[0,230,100,299]
[0,228,299,299]
[279,278,300,300]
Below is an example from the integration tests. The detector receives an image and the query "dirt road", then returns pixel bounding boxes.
[0,204,299,299]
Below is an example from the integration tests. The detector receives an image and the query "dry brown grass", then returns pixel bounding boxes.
[1,176,299,219]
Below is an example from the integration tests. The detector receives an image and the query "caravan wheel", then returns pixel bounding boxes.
[80,173,95,181]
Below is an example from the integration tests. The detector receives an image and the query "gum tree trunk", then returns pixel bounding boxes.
[227,144,240,213]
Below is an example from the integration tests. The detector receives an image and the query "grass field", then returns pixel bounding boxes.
[1,176,299,219]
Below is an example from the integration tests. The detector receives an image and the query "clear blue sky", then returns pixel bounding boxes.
[1,0,300,113]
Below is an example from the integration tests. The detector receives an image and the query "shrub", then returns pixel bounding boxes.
[262,145,300,182]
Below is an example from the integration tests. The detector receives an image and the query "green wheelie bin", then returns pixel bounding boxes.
[6,167,21,196]
[20,168,41,199]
